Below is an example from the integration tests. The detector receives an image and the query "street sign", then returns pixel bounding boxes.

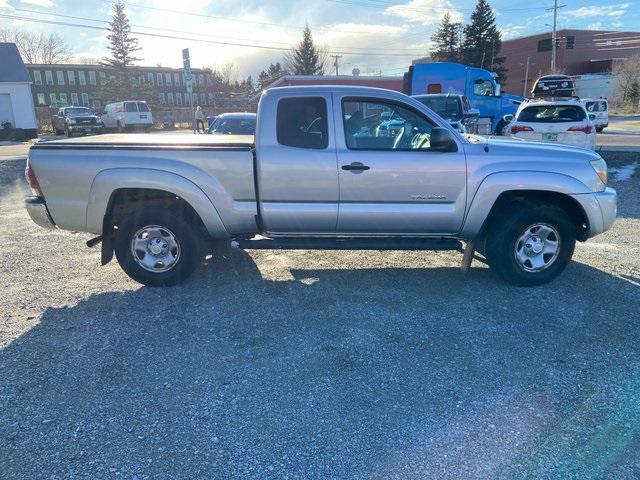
[182,48,193,94]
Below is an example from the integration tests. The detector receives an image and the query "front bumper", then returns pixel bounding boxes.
[68,125,104,134]
[25,197,56,229]
[595,187,617,233]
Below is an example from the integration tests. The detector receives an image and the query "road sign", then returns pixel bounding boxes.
[182,48,193,94]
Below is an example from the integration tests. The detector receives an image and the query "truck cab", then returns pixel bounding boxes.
[404,62,523,135]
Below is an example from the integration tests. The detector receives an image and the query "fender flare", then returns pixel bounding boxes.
[86,168,229,238]
[460,170,592,239]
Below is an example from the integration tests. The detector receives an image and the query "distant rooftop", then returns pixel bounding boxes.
[0,43,31,83]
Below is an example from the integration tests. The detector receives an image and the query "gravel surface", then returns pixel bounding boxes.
[1,146,640,479]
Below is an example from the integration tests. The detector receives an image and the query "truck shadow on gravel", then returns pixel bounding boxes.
[1,251,640,479]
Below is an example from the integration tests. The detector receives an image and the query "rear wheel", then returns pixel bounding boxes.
[485,203,576,286]
[114,207,204,287]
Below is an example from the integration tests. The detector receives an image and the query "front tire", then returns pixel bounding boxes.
[114,207,204,287]
[485,203,576,286]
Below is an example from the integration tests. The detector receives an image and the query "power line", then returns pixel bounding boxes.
[0,13,421,57]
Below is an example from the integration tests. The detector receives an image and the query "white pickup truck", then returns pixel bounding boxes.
[25,86,617,287]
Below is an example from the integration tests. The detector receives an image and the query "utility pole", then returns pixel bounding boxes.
[331,54,342,75]
[548,0,566,74]
[523,56,531,97]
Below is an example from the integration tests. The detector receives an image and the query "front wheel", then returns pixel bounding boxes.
[114,207,204,287]
[485,203,576,286]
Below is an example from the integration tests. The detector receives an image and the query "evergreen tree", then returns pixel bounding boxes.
[286,25,325,75]
[430,13,462,63]
[461,0,506,81]
[101,0,140,71]
[257,62,288,89]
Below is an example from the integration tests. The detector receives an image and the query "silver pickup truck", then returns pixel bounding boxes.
[25,86,617,287]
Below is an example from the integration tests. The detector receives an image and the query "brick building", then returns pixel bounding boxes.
[26,64,217,110]
[501,29,640,96]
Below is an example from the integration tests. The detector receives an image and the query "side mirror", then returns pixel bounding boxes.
[430,127,458,152]
[495,84,501,97]
[464,108,480,119]
[502,114,514,123]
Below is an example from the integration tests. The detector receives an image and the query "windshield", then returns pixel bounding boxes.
[65,108,92,117]
[415,97,462,120]
[210,117,256,135]
[517,105,586,123]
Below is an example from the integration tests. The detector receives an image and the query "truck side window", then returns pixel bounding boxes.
[342,99,435,151]
[473,79,495,97]
[277,97,328,149]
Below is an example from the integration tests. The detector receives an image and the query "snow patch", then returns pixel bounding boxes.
[609,163,638,182]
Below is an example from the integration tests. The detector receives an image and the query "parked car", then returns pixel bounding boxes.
[412,94,480,134]
[503,99,596,150]
[25,86,616,287]
[101,101,153,132]
[208,113,256,135]
[583,98,609,132]
[206,115,218,129]
[51,106,104,137]
[531,74,575,98]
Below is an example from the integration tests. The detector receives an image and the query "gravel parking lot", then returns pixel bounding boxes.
[1,145,639,479]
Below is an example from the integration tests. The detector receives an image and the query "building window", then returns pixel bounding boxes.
[45,70,54,85]
[99,71,106,85]
[147,72,154,86]
[173,72,180,87]
[81,93,89,106]
[156,73,163,86]
[200,93,206,105]
[176,92,183,105]
[49,93,56,104]
[92,100,101,110]
[59,93,68,105]
[139,74,145,84]
[167,92,174,105]
[159,92,166,104]
[208,93,215,106]
[89,71,97,85]
[165,72,172,86]
[79,71,86,85]
[565,35,575,49]
[33,70,42,85]
[37,93,46,105]
[71,92,78,105]
[56,71,65,85]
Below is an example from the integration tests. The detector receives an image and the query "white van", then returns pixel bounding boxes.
[101,101,153,132]
[582,98,608,132]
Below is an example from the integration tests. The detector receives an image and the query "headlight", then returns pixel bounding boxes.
[590,157,607,186]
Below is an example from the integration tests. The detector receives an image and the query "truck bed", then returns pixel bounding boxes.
[28,133,258,236]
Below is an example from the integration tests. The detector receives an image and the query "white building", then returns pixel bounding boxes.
[0,43,37,139]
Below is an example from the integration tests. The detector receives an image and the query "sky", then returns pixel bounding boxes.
[0,0,639,79]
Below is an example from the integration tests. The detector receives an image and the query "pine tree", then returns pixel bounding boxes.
[286,25,325,75]
[461,0,506,81]
[430,13,462,63]
[101,0,140,71]
[258,62,288,89]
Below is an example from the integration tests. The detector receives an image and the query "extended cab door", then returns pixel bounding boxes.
[256,93,339,234]
[333,95,467,235]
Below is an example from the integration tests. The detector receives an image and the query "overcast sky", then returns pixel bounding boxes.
[1,0,638,78]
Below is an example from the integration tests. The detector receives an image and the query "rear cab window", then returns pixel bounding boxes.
[137,102,150,113]
[517,105,586,123]
[276,97,328,149]
[125,102,138,113]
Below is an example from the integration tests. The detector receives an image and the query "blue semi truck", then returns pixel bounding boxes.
[403,62,523,135]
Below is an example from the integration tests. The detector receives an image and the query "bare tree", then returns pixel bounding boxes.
[613,55,640,111]
[0,28,73,64]
[219,61,239,85]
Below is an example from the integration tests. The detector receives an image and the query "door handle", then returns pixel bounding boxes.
[341,162,370,171]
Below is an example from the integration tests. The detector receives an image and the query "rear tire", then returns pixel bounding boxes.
[485,203,576,286]
[114,207,204,287]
